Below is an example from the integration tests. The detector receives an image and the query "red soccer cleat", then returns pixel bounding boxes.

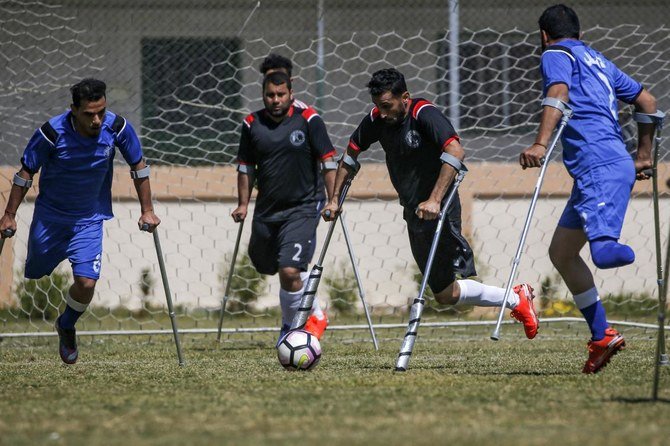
[582,327,625,374]
[510,283,539,339]
[304,313,328,340]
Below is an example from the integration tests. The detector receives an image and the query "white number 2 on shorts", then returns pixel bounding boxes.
[292,243,302,262]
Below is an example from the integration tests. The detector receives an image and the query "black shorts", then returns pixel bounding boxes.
[407,216,477,295]
[248,215,319,275]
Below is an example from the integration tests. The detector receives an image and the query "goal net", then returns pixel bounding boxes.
[1,0,668,344]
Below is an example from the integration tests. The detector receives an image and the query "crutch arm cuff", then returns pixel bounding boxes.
[439,152,464,172]
[237,164,255,175]
[12,172,32,188]
[340,154,361,174]
[541,97,572,117]
[633,111,666,125]
[130,165,150,179]
[322,161,338,171]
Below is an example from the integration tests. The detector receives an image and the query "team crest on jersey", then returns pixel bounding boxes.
[102,144,113,159]
[290,130,306,146]
[405,130,421,149]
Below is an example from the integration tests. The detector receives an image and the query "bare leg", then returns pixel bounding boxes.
[548,226,594,294]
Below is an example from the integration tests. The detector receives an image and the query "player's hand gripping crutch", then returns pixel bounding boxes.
[216,219,245,342]
[394,166,468,372]
[634,110,669,399]
[491,98,573,340]
[290,157,361,331]
[142,223,185,366]
[0,229,16,256]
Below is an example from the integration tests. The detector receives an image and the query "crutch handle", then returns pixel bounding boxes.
[1,228,15,238]
[641,168,653,177]
[140,223,150,232]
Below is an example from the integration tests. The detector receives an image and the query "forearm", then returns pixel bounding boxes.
[330,149,359,205]
[4,170,33,215]
[133,179,154,213]
[634,89,658,160]
[535,84,569,147]
[237,172,253,206]
[323,168,336,202]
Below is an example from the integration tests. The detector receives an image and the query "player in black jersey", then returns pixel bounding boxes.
[233,71,336,343]
[323,68,539,338]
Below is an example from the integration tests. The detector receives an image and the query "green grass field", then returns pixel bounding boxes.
[2,326,670,446]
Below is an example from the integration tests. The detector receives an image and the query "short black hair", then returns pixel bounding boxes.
[539,4,580,40]
[262,71,292,92]
[367,68,408,97]
[260,53,293,77]
[70,78,106,107]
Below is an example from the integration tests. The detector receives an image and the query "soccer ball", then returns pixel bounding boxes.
[277,329,321,371]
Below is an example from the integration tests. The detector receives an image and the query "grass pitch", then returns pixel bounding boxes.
[1,327,670,446]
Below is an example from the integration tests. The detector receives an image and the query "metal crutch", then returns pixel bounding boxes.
[634,110,668,400]
[142,224,185,366]
[216,220,245,342]
[290,159,361,331]
[339,212,379,350]
[491,98,573,341]
[395,166,468,372]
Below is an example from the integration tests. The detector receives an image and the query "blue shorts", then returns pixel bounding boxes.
[557,159,635,241]
[25,219,104,280]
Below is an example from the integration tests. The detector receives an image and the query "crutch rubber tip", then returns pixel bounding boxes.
[490,335,500,341]
[394,366,407,372]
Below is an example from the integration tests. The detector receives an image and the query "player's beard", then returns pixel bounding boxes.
[266,102,290,119]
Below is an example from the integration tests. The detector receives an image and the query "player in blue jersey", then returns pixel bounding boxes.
[520,4,658,373]
[0,78,161,364]
[323,68,540,339]
[232,71,336,343]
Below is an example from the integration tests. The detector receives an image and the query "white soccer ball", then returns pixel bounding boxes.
[277,329,322,371]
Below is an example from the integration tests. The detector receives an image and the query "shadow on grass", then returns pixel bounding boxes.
[609,396,670,404]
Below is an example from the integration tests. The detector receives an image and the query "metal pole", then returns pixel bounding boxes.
[217,220,245,342]
[316,0,325,113]
[448,0,460,132]
[339,212,379,350]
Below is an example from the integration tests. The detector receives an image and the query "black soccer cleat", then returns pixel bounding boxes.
[55,315,78,364]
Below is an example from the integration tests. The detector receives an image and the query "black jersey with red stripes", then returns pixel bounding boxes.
[348,98,460,228]
[237,105,335,221]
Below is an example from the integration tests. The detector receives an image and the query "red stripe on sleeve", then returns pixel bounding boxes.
[348,140,361,152]
[321,150,336,160]
[412,100,433,119]
[244,114,254,127]
[301,107,318,122]
[441,136,460,149]
[370,107,380,121]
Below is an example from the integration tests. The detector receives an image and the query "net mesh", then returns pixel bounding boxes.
[0,0,668,342]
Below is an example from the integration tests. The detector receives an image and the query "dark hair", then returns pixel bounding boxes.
[70,78,106,107]
[538,4,580,40]
[262,71,292,92]
[367,68,408,97]
[260,53,293,76]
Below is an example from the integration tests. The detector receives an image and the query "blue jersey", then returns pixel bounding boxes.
[540,39,643,178]
[21,110,144,225]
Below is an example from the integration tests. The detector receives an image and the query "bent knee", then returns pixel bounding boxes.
[73,276,97,291]
[434,282,459,305]
[279,268,302,291]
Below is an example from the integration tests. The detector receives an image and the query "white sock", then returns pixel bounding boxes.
[300,271,325,320]
[456,279,520,309]
[572,287,600,310]
[279,288,302,327]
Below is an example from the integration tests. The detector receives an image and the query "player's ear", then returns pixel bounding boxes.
[401,91,410,104]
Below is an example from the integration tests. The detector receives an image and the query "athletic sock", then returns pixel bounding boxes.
[590,237,635,269]
[279,288,303,328]
[300,271,325,320]
[59,292,88,330]
[456,279,520,309]
[573,287,608,341]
